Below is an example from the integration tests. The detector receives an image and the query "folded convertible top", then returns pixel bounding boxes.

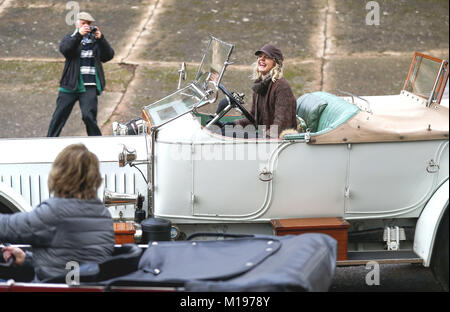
[104,233,337,292]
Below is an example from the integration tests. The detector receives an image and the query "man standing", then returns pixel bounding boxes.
[47,12,114,137]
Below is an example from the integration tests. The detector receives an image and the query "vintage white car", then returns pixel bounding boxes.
[0,37,448,288]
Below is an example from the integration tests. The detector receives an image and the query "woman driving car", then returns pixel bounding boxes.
[214,44,297,138]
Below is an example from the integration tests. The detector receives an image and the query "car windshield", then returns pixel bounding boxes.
[142,36,234,127]
[194,37,234,91]
[404,53,446,103]
[142,85,206,126]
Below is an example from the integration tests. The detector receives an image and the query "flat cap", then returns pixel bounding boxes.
[77,12,95,22]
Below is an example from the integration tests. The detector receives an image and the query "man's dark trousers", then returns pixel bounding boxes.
[47,86,101,137]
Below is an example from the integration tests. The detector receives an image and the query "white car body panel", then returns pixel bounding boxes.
[344,140,448,219]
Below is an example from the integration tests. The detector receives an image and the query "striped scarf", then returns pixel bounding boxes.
[80,36,96,86]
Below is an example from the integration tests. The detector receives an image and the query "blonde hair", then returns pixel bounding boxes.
[251,61,283,83]
[48,144,102,200]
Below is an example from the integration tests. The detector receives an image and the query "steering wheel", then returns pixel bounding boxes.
[218,84,256,127]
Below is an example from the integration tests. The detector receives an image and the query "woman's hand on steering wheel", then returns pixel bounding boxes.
[218,84,256,127]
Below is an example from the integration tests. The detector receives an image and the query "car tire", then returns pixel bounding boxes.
[430,206,449,291]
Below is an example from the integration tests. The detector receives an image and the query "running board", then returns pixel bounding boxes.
[337,250,423,266]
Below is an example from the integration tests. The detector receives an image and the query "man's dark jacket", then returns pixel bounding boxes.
[0,197,115,281]
[59,31,115,91]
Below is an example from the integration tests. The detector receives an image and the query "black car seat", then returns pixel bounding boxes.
[42,244,143,284]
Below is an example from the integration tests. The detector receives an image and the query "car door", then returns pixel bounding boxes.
[265,141,349,219]
[344,140,448,218]
[191,140,280,219]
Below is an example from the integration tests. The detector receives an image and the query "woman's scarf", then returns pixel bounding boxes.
[252,75,272,95]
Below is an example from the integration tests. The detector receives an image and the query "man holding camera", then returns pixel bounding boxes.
[47,12,114,137]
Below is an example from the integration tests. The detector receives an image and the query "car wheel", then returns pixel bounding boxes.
[430,206,449,291]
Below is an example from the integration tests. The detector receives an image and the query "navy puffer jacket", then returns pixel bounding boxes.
[0,197,115,281]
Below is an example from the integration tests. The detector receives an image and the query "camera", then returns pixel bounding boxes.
[88,26,97,39]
